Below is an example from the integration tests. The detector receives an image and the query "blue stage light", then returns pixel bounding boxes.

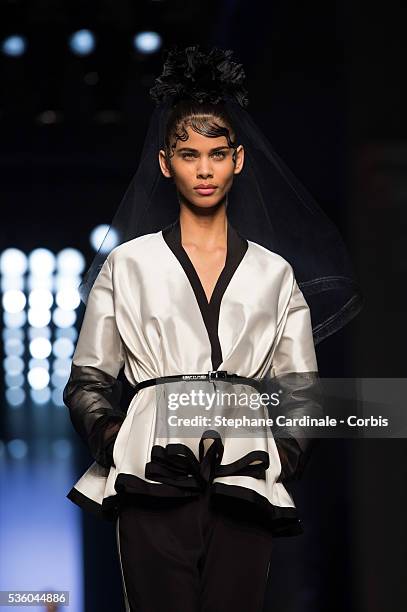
[133,31,162,54]
[53,308,76,328]
[30,387,52,405]
[90,224,119,253]
[3,356,24,375]
[56,287,80,311]
[2,289,26,314]
[27,367,50,390]
[0,248,27,276]
[7,439,28,458]
[28,249,55,277]
[69,29,96,56]
[29,337,52,359]
[28,288,53,310]
[27,308,51,328]
[56,248,85,276]
[5,388,26,408]
[2,35,26,57]
[3,311,26,328]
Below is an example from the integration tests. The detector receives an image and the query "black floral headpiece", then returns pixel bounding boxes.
[149,44,249,108]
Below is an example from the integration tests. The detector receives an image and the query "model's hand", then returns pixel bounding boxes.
[89,416,124,469]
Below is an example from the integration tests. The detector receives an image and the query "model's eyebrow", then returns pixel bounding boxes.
[176,146,230,153]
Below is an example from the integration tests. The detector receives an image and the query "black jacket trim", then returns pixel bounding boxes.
[211,482,304,537]
[66,473,304,537]
[162,219,248,370]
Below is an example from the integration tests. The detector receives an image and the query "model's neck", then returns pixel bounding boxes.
[178,206,228,250]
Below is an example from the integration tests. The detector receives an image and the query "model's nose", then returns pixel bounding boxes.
[196,157,213,178]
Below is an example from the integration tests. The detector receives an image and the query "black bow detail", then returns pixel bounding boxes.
[145,430,269,490]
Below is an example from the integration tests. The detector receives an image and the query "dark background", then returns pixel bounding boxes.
[1,1,406,611]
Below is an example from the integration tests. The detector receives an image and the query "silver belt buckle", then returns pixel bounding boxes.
[208,370,228,381]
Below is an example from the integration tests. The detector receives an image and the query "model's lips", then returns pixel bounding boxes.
[194,185,217,196]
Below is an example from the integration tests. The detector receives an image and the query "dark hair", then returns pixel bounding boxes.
[163,99,239,165]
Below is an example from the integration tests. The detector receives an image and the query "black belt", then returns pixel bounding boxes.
[134,370,263,395]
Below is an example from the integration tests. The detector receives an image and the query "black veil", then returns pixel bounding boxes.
[78,96,363,345]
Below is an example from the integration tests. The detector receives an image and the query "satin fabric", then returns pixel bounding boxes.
[65,223,319,536]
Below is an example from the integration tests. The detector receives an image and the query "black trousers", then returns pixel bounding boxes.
[115,485,273,612]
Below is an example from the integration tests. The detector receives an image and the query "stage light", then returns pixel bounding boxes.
[30,387,51,405]
[133,31,162,54]
[28,358,50,371]
[27,308,51,328]
[28,249,55,276]
[55,327,78,342]
[53,337,74,359]
[1,276,24,291]
[53,358,72,374]
[51,370,70,389]
[3,328,23,342]
[51,370,69,389]
[90,224,119,253]
[52,439,72,459]
[27,275,53,291]
[2,35,26,57]
[4,338,24,357]
[69,29,96,56]
[5,373,24,388]
[36,110,62,125]
[84,71,99,86]
[56,249,85,276]
[3,356,24,375]
[51,388,65,407]
[7,439,28,459]
[28,288,53,310]
[0,248,27,276]
[27,367,50,390]
[53,308,76,328]
[5,388,25,408]
[54,276,81,294]
[29,337,52,360]
[55,288,80,311]
[3,311,26,328]
[27,326,51,341]
[2,289,26,313]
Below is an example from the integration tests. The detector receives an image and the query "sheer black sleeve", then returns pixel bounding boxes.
[269,275,324,484]
[63,256,126,469]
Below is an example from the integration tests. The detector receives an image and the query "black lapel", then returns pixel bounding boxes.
[162,217,248,370]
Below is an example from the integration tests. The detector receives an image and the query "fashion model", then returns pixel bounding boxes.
[63,45,363,611]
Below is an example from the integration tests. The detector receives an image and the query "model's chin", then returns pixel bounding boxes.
[190,191,225,208]
[193,199,221,208]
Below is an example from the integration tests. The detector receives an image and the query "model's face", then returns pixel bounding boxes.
[158,126,244,209]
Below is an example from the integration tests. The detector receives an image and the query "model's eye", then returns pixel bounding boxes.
[212,151,227,159]
[180,151,227,160]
